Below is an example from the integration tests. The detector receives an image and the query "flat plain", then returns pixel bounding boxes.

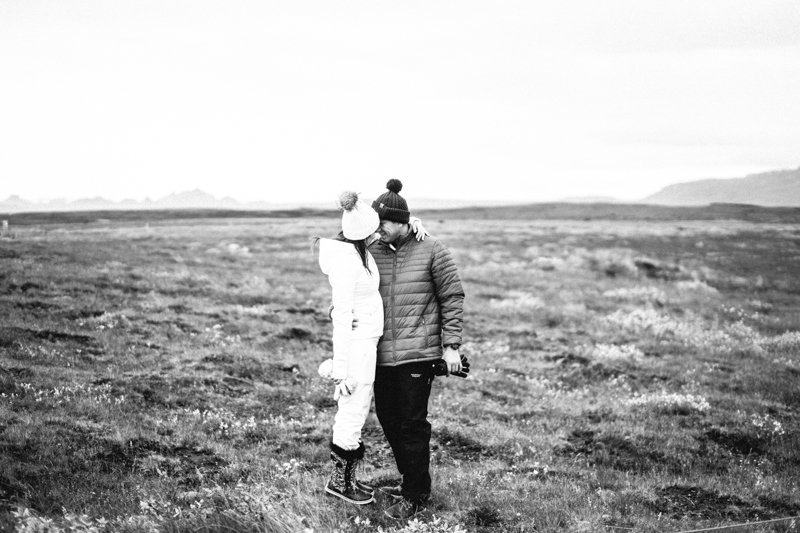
[1,206,799,533]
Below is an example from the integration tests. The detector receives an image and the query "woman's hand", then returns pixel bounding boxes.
[329,305,359,330]
[410,217,430,242]
[333,377,358,400]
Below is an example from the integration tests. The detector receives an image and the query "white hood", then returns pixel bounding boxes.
[318,238,359,275]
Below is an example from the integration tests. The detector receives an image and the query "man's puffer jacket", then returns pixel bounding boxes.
[369,232,464,366]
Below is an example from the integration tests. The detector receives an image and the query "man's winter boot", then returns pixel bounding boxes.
[378,474,402,499]
[326,444,374,505]
[384,497,426,519]
[379,484,403,499]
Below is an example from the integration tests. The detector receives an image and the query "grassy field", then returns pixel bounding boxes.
[1,209,799,532]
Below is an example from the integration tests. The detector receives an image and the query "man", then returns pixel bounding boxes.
[369,179,465,519]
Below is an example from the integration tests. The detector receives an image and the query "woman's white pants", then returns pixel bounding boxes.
[331,337,378,450]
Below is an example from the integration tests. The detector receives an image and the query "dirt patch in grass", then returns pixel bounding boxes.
[7,281,45,292]
[480,388,514,405]
[61,308,106,320]
[222,293,281,306]
[123,375,212,408]
[285,307,318,315]
[32,329,95,344]
[557,429,683,473]
[0,366,35,395]
[704,428,767,456]
[309,391,336,411]
[466,503,504,528]
[492,409,545,423]
[499,367,530,380]
[634,258,689,281]
[92,277,154,295]
[171,319,201,334]
[13,300,59,312]
[556,362,627,389]
[487,465,570,482]
[545,351,591,367]
[276,326,316,341]
[583,408,617,424]
[646,485,762,521]
[0,326,95,348]
[0,422,126,514]
[223,358,272,382]
[0,365,34,379]
[226,359,303,384]
[0,416,228,514]
[757,494,800,516]
[432,427,496,460]
[202,353,235,365]
[95,438,227,475]
[199,355,304,385]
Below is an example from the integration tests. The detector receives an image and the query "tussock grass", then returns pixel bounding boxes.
[1,216,800,532]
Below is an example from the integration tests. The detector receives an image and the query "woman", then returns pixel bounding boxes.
[317,191,426,505]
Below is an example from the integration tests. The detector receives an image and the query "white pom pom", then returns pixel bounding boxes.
[337,191,359,211]
[318,358,333,379]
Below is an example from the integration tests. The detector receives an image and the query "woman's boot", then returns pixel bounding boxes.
[326,443,374,505]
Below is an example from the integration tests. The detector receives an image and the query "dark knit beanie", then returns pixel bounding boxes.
[372,179,410,223]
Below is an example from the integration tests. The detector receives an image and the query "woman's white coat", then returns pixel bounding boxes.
[318,238,383,383]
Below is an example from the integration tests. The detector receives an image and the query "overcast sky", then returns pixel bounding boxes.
[1,1,799,204]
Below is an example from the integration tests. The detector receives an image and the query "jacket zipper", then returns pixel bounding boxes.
[391,251,397,362]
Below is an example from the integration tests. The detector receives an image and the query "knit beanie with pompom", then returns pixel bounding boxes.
[371,179,410,223]
[337,191,380,241]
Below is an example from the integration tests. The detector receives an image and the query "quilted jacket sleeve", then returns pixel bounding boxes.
[328,261,357,380]
[431,239,464,347]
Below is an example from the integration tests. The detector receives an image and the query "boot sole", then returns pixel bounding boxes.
[356,483,375,495]
[379,489,403,500]
[325,486,375,505]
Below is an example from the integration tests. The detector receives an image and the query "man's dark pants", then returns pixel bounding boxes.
[374,360,435,503]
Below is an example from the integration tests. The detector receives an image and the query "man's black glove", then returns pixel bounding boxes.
[432,354,470,378]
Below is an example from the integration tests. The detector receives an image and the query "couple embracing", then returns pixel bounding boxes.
[316,180,466,519]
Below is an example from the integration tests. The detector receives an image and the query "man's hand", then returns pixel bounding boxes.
[432,354,470,378]
[442,346,462,376]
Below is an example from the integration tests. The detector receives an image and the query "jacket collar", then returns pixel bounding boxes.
[376,228,414,252]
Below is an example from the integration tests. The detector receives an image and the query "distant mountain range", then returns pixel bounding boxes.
[2,167,798,213]
[0,189,513,214]
[642,166,800,207]
[0,189,289,214]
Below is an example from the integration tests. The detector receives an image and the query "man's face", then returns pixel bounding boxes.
[378,220,405,243]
